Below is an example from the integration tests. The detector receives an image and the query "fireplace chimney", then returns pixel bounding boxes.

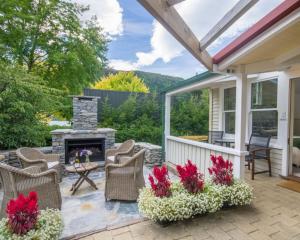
[72,96,99,130]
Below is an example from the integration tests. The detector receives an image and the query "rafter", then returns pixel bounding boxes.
[137,0,213,70]
[200,0,259,50]
[167,0,186,6]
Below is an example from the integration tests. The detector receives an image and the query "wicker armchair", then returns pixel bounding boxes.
[16,147,62,181]
[0,163,62,218]
[105,149,146,201]
[105,139,135,165]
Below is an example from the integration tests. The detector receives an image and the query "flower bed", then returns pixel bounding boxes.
[0,192,63,240]
[138,155,253,222]
[0,209,63,240]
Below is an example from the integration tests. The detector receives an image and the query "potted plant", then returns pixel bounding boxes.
[0,192,63,240]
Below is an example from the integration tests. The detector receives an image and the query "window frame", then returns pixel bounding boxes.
[249,77,279,139]
[221,86,236,138]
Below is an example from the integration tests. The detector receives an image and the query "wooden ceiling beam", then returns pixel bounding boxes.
[137,0,213,70]
[167,0,186,6]
[200,0,259,50]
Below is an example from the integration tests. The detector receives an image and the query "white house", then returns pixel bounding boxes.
[140,0,300,180]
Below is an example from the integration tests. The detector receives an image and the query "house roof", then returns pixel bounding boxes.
[213,0,300,64]
[161,71,219,94]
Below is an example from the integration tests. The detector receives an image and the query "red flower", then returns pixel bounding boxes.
[148,165,171,198]
[6,192,39,235]
[176,160,204,193]
[208,155,233,185]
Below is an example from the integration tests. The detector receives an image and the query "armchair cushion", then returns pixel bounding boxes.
[47,161,60,169]
[107,156,115,163]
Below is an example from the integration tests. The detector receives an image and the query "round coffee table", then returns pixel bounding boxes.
[66,162,99,195]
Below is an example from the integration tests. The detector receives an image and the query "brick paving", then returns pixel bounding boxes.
[79,173,300,240]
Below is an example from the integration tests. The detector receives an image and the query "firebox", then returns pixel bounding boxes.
[65,138,105,164]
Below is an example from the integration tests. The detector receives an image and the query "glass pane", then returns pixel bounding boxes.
[252,110,278,137]
[251,79,277,109]
[225,112,235,134]
[224,87,236,111]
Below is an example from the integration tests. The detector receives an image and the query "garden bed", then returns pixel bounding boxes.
[138,156,253,222]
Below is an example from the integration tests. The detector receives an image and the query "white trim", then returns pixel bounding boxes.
[217,10,300,71]
[166,75,232,96]
[166,136,248,157]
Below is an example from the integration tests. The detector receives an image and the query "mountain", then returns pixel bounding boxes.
[104,69,184,92]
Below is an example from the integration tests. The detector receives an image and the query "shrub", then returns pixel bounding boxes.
[138,182,223,222]
[0,209,63,240]
[6,192,38,235]
[176,160,204,193]
[216,181,253,207]
[148,165,171,198]
[208,155,233,185]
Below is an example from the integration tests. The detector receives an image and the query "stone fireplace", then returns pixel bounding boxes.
[51,96,116,164]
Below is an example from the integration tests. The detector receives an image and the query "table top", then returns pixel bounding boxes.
[65,162,99,173]
[215,139,235,143]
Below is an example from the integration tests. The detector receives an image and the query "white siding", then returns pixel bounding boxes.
[211,88,220,131]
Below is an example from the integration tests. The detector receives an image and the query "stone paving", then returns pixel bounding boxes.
[78,172,300,240]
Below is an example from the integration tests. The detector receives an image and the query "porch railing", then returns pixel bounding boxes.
[166,136,248,178]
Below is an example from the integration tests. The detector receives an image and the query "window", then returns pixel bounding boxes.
[251,79,278,137]
[223,87,236,134]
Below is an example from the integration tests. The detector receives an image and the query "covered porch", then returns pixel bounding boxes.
[163,69,294,180]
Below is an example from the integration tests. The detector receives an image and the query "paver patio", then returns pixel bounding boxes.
[79,171,300,240]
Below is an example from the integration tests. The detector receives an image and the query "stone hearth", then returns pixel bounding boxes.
[51,128,116,164]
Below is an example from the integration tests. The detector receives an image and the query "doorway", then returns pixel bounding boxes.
[290,78,300,178]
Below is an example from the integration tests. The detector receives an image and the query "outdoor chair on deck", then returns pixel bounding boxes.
[105,139,135,165]
[0,163,62,218]
[105,149,146,201]
[16,147,62,181]
[208,131,224,145]
[245,134,272,180]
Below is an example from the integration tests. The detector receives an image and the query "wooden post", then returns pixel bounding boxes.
[234,66,247,179]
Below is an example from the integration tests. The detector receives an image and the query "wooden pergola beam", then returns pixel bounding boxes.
[200,0,259,50]
[167,0,186,6]
[137,0,213,70]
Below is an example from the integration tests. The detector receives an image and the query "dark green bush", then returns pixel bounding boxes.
[0,62,63,150]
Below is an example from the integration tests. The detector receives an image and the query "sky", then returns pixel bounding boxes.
[75,0,283,79]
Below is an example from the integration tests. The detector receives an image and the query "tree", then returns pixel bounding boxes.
[93,72,149,93]
[0,0,107,94]
[171,90,209,136]
[0,62,63,149]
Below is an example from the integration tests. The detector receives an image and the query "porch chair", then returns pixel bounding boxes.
[245,134,272,180]
[105,139,135,165]
[105,149,146,201]
[0,163,62,218]
[16,147,62,181]
[208,131,224,144]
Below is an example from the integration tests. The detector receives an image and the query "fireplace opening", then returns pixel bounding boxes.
[65,138,105,164]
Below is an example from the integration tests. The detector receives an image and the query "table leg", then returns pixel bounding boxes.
[79,171,98,190]
[71,171,89,195]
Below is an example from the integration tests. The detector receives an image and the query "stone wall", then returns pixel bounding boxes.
[0,147,52,168]
[73,96,99,130]
[134,142,163,167]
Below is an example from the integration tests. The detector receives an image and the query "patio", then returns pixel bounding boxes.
[79,172,300,240]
